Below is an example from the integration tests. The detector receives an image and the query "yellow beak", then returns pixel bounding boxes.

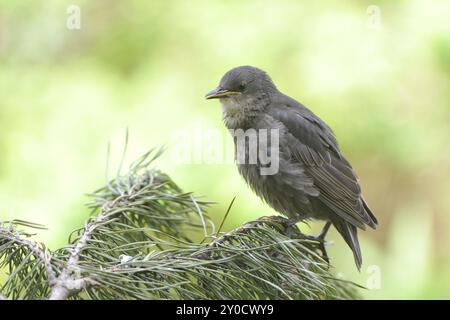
[205,88,241,99]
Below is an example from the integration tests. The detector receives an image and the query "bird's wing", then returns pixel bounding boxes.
[268,100,377,229]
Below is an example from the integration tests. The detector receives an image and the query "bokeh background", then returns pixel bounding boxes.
[1,0,449,299]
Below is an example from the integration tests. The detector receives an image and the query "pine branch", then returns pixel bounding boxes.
[0,148,361,300]
[0,221,56,299]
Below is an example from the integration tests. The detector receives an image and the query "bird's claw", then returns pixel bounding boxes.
[299,222,332,267]
[264,216,331,267]
[301,233,330,265]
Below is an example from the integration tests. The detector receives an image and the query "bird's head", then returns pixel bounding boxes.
[206,66,277,127]
[205,66,277,102]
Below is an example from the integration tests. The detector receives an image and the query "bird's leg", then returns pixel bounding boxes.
[317,221,332,240]
[300,222,332,265]
[266,216,331,265]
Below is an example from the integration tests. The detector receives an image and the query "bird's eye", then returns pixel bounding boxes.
[239,83,246,91]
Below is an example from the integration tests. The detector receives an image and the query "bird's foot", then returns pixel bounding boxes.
[301,235,329,265]
[263,216,331,267]
[262,216,304,238]
[300,222,332,266]
[263,215,293,226]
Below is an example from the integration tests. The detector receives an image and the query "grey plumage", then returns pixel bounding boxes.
[206,66,378,270]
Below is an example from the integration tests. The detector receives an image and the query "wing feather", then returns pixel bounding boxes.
[269,98,377,229]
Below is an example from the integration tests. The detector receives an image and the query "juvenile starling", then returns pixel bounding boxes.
[205,66,377,270]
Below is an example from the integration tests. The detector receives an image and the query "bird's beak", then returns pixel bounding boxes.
[205,88,240,100]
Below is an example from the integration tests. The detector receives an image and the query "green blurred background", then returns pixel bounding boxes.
[1,0,449,299]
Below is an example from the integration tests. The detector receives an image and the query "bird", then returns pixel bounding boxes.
[205,66,377,270]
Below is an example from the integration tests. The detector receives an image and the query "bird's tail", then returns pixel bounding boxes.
[331,219,362,271]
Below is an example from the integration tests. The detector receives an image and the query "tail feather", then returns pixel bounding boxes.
[362,198,378,228]
[331,219,362,270]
